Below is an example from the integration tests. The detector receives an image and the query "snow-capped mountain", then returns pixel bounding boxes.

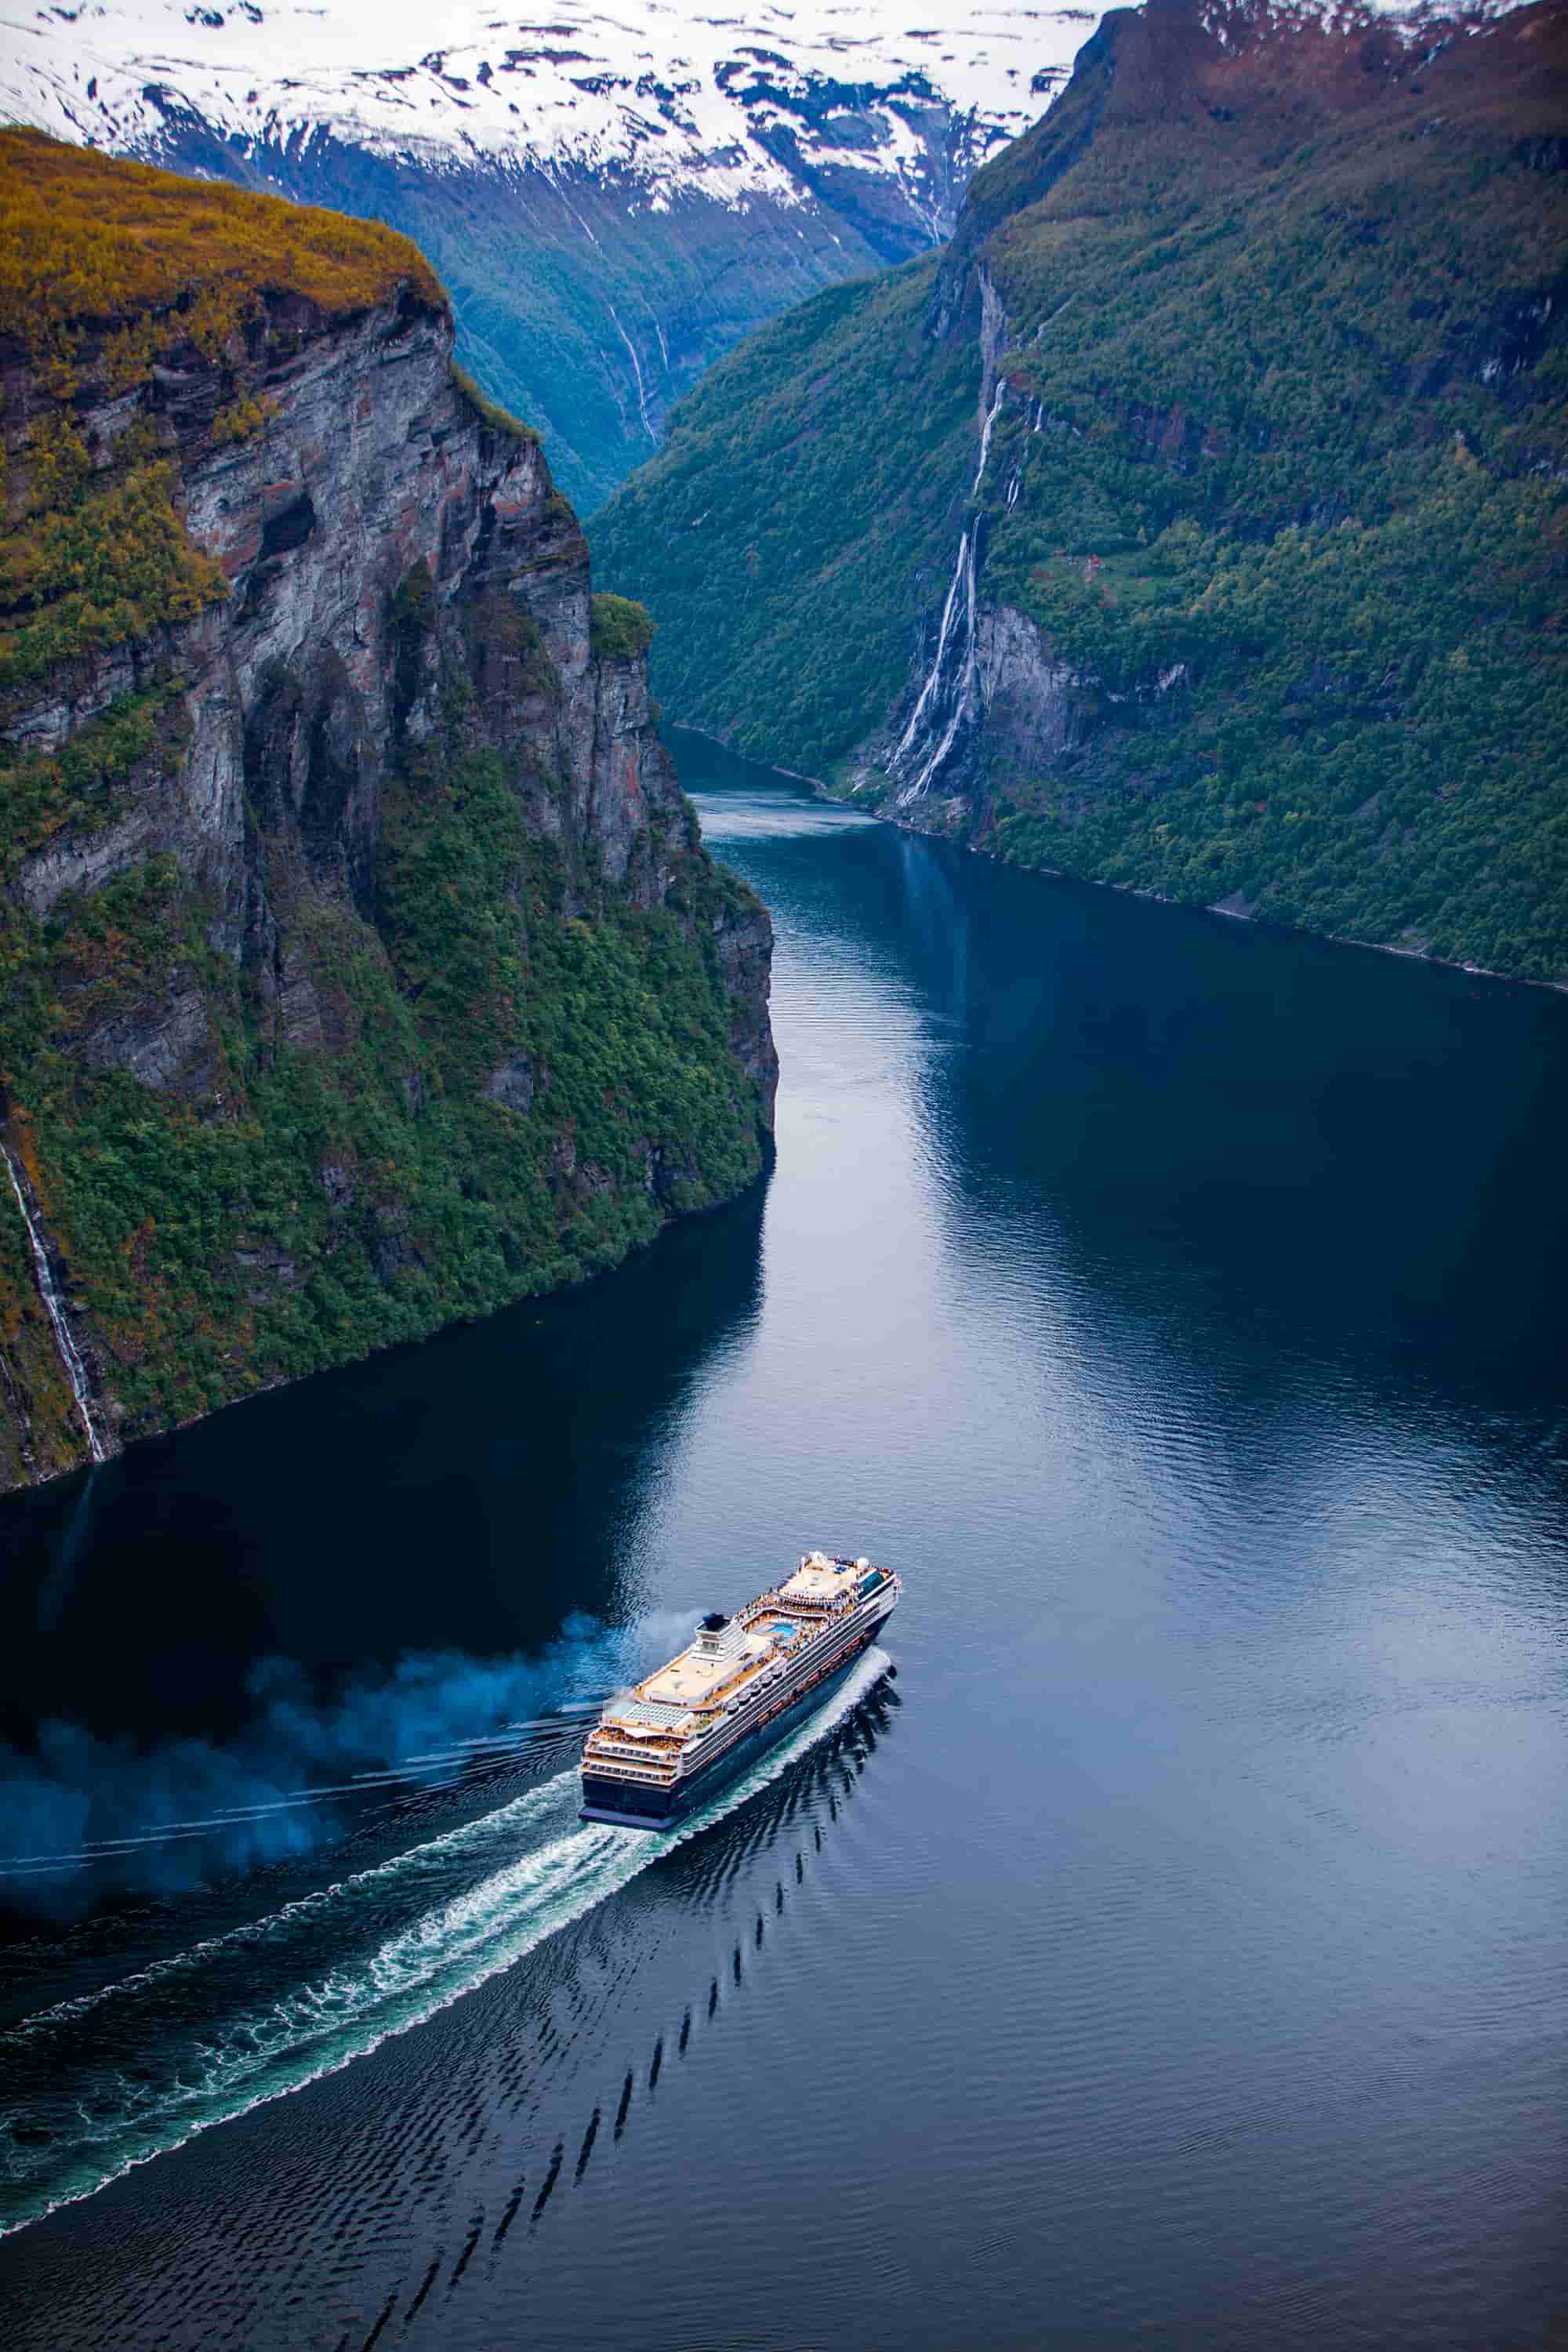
[0,0,1098,503]
[3,1,1075,201]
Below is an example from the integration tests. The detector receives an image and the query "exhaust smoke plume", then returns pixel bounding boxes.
[0,1610,702,1915]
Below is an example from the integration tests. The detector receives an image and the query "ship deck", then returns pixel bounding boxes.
[606,1558,890,1737]
[639,1648,753,1707]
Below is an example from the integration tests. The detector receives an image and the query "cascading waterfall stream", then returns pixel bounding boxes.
[898,532,980,805]
[888,270,1089,802]
[2,1141,107,1463]
[891,524,982,806]
[608,301,657,442]
[971,376,1006,498]
[892,525,972,768]
[889,307,1012,804]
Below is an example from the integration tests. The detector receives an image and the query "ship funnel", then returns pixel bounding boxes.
[696,1610,730,1655]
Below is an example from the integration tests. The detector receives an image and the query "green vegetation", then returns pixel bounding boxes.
[593,1,1568,981]
[0,729,767,1438]
[0,688,187,877]
[0,456,230,695]
[0,128,449,718]
[592,261,971,774]
[0,135,768,1470]
[589,593,656,662]
[209,395,269,446]
[448,361,540,446]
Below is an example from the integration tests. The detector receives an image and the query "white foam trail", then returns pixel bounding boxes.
[0,1650,890,2238]
[5,1780,575,2041]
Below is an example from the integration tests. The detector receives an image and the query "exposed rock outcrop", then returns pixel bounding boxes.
[0,138,775,1490]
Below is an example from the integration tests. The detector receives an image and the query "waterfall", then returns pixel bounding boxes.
[608,303,656,442]
[891,526,981,806]
[971,377,1006,498]
[2,1141,107,1463]
[887,277,1010,803]
[892,527,971,766]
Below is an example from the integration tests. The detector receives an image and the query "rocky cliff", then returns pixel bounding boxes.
[0,0,1076,510]
[593,0,1568,983]
[0,131,776,1491]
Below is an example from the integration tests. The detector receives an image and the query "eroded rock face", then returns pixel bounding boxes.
[6,292,717,960]
[711,895,781,1123]
[976,605,1082,777]
[485,1056,536,1116]
[0,283,775,1489]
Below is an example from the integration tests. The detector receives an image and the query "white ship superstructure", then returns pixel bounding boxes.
[580,1552,899,1826]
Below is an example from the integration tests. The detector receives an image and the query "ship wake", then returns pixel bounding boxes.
[0,1647,891,2239]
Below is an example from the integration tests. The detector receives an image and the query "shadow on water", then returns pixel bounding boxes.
[3,729,1566,2352]
[916,851,1568,1421]
[0,1184,769,1922]
[680,717,1567,1432]
[0,1649,897,2257]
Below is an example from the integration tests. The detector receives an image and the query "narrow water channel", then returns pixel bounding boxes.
[1,733,1564,2350]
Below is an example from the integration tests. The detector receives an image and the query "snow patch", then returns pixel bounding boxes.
[0,0,1088,212]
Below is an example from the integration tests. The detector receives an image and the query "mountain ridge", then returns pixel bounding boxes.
[592,0,1568,982]
[0,0,1088,506]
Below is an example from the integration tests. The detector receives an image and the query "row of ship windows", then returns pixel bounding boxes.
[596,1606,877,1780]
[695,1621,844,1736]
[596,1639,858,1786]
[694,1627,865,1754]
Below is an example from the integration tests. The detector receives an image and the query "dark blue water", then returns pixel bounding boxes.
[1,732,1565,2349]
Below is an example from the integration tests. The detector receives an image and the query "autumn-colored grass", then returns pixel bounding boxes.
[0,126,447,363]
[0,132,451,710]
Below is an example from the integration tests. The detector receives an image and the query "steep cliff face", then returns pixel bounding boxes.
[0,131,775,1490]
[0,0,1071,510]
[594,0,1568,982]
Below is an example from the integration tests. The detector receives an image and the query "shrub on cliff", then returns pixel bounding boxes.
[448,362,539,446]
[589,593,656,662]
[0,129,451,722]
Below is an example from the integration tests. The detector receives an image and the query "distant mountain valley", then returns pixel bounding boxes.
[593,0,1568,983]
[0,0,1095,507]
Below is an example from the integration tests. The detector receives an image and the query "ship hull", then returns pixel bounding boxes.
[580,1628,880,1828]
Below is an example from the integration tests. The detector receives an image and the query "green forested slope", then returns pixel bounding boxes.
[594,259,971,772]
[593,0,1568,982]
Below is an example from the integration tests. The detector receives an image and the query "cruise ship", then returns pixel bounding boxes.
[580,1552,900,1827]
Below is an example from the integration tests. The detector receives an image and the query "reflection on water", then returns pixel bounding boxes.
[1,729,1565,2350]
[0,1190,767,1759]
